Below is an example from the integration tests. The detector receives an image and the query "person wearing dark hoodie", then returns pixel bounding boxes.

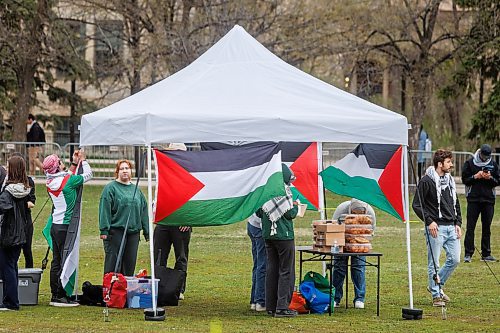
[0,156,31,311]
[412,149,462,307]
[462,144,499,263]
[7,152,36,268]
[256,164,299,318]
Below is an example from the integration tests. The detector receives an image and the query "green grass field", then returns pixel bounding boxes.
[0,184,498,332]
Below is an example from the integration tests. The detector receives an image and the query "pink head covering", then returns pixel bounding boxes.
[43,154,60,174]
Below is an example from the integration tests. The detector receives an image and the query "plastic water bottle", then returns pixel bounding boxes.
[332,240,339,254]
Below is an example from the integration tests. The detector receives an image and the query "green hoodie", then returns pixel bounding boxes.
[99,180,149,238]
[257,164,298,241]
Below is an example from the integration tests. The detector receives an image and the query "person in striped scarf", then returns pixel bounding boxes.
[256,164,299,318]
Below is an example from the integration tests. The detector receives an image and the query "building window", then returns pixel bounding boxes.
[94,20,123,77]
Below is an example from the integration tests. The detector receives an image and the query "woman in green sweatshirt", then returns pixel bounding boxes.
[99,160,149,276]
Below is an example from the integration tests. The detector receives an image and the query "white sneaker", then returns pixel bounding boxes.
[179,293,185,300]
[354,301,365,309]
[255,304,266,312]
[250,303,256,310]
[334,302,340,308]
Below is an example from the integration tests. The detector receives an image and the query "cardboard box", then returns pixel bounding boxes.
[314,231,345,246]
[126,277,159,308]
[312,221,345,233]
[0,268,43,305]
[312,245,344,253]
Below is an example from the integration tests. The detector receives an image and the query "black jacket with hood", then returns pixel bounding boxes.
[0,183,31,248]
[462,157,499,204]
[412,174,462,227]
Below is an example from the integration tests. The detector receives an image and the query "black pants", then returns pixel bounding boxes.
[153,225,191,293]
[417,162,426,181]
[464,201,495,257]
[50,224,69,298]
[265,239,295,312]
[0,245,22,309]
[22,221,34,268]
[103,228,140,276]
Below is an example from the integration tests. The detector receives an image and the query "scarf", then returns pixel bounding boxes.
[262,185,293,236]
[472,149,491,168]
[425,166,457,218]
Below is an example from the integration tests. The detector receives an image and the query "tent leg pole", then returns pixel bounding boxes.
[402,145,422,320]
[145,144,165,321]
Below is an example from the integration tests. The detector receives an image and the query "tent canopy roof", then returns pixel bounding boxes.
[80,25,408,146]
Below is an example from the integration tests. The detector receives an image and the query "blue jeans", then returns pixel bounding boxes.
[425,225,461,298]
[247,223,266,306]
[332,255,366,304]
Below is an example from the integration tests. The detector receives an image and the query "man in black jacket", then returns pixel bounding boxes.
[26,114,45,175]
[412,149,462,307]
[462,144,499,263]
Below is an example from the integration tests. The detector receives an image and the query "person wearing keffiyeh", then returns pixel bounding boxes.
[462,144,499,263]
[256,163,298,318]
[412,149,462,307]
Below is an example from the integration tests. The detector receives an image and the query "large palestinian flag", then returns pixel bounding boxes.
[320,144,404,221]
[154,143,285,226]
[201,142,320,210]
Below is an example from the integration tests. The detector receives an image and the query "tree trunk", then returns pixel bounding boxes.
[10,0,49,142]
[12,63,36,142]
[444,95,464,150]
[408,73,431,149]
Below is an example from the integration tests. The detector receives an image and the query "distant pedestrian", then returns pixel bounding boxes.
[462,144,499,263]
[26,114,46,176]
[417,125,432,180]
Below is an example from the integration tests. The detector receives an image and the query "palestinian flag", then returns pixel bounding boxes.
[320,144,404,221]
[201,142,320,210]
[154,143,285,226]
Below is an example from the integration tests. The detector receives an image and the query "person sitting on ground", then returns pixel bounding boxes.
[331,198,376,309]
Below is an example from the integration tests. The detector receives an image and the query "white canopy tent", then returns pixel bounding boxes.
[80,25,415,314]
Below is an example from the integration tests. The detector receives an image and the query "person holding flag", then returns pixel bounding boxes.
[43,150,92,307]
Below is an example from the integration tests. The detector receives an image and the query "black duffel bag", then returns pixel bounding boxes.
[154,265,186,307]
